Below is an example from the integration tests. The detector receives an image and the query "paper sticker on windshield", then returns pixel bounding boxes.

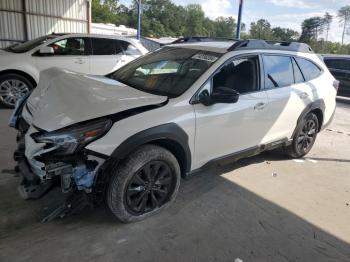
[192,53,218,63]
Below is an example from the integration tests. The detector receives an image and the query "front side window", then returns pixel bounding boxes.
[108,47,220,97]
[5,35,59,53]
[295,57,322,81]
[49,38,86,56]
[263,55,294,89]
[212,56,259,94]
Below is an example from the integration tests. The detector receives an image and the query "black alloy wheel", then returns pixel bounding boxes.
[297,119,317,153]
[286,112,319,158]
[125,160,175,215]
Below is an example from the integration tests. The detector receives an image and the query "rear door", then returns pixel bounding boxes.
[34,37,90,74]
[262,55,318,142]
[89,37,123,75]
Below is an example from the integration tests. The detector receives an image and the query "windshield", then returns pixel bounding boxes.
[108,47,221,97]
[5,35,59,53]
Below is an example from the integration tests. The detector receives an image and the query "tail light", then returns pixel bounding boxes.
[333,80,339,92]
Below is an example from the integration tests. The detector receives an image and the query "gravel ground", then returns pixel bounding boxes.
[0,101,349,262]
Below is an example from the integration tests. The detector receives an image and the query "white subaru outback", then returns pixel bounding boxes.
[10,39,337,222]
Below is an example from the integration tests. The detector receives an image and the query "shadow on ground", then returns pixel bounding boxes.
[1,151,349,262]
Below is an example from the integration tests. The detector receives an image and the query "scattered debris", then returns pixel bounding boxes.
[306,158,318,163]
[293,159,305,163]
[346,203,349,206]
[325,128,350,136]
[266,161,271,165]
[272,172,277,177]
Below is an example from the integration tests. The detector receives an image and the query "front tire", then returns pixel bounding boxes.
[286,113,319,158]
[0,74,33,108]
[107,145,181,223]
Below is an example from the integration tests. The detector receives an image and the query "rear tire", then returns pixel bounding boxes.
[286,113,319,158]
[107,145,181,223]
[0,74,33,108]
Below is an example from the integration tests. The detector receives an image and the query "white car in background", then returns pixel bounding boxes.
[0,33,148,108]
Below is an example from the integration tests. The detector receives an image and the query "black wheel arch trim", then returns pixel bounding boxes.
[110,123,191,175]
[293,99,325,137]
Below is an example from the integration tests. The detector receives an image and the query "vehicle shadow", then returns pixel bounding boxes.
[1,151,350,262]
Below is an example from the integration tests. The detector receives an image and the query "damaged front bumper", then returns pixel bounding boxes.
[14,122,107,200]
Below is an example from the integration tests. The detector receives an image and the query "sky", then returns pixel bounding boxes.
[119,0,350,43]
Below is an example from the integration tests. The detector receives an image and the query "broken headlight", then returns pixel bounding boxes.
[32,119,112,155]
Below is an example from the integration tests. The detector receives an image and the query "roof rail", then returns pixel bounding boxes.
[228,39,314,53]
[171,36,237,44]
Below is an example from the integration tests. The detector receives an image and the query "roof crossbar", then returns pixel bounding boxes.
[228,39,314,53]
[171,36,237,44]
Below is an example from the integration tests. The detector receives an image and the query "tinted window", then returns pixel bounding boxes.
[295,57,321,81]
[49,38,86,55]
[213,56,259,94]
[324,59,350,71]
[120,41,142,55]
[263,55,294,89]
[114,40,124,55]
[5,35,58,53]
[91,38,115,55]
[108,47,220,97]
[292,58,305,83]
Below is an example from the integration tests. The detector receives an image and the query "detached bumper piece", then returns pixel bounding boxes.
[14,143,54,200]
[40,191,92,223]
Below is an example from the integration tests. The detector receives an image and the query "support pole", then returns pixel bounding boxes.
[235,0,244,39]
[137,0,142,40]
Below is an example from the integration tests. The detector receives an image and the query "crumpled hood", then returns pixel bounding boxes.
[26,68,167,131]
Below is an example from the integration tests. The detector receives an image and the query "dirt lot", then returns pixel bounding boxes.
[0,101,349,262]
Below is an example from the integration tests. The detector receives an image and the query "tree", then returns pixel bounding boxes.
[272,27,299,41]
[300,17,324,42]
[338,5,350,44]
[213,17,236,38]
[323,12,333,42]
[183,5,207,36]
[249,19,272,39]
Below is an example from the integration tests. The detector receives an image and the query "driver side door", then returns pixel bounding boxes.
[193,54,270,169]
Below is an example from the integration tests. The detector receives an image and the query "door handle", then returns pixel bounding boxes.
[254,102,266,110]
[299,92,309,99]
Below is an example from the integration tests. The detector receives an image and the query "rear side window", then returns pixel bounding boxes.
[263,55,294,89]
[292,58,305,83]
[114,40,124,55]
[295,57,322,81]
[91,38,115,55]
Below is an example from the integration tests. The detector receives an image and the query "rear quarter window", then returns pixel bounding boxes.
[295,57,322,81]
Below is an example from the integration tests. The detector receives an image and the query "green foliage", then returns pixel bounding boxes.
[91,1,350,54]
[272,27,299,41]
[338,5,350,44]
[92,0,236,38]
[249,19,272,40]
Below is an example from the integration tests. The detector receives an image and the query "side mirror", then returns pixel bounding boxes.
[199,86,239,106]
[39,46,54,55]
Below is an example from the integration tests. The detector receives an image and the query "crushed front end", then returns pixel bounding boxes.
[11,103,112,220]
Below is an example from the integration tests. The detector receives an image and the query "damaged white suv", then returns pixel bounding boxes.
[10,39,337,222]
